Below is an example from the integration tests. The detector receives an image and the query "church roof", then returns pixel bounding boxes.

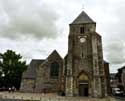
[47,50,62,59]
[22,59,45,79]
[71,11,95,24]
[22,50,62,79]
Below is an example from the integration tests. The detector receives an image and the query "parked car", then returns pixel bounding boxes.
[112,87,124,96]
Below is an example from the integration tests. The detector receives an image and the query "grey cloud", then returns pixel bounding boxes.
[81,0,125,72]
[103,1,125,66]
[104,40,125,64]
[109,64,124,73]
[0,0,59,39]
[1,0,125,73]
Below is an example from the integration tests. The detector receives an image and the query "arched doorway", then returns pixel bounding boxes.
[78,73,89,96]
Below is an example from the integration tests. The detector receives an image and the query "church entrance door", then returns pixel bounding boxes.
[79,82,88,96]
[78,72,89,96]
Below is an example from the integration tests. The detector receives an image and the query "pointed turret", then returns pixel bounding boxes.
[71,11,95,24]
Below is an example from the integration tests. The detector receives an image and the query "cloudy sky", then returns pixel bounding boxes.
[0,0,125,73]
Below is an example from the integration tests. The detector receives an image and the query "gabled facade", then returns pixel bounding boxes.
[20,10,108,98]
[20,50,63,93]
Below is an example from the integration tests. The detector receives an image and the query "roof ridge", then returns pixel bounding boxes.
[71,10,95,24]
[47,49,62,59]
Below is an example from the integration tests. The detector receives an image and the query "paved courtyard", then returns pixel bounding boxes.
[0,91,124,101]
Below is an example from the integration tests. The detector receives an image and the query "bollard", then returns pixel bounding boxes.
[21,96,23,100]
[107,96,110,101]
[13,96,15,99]
[31,96,33,100]
[40,97,42,100]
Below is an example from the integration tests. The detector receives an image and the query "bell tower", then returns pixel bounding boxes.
[65,11,107,97]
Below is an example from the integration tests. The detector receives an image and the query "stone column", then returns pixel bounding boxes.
[65,32,74,96]
[65,75,73,96]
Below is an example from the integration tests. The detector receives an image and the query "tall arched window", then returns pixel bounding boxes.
[50,61,59,78]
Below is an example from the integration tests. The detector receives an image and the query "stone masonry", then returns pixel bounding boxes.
[20,10,109,98]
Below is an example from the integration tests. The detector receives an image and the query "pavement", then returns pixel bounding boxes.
[0,91,123,101]
[0,91,57,100]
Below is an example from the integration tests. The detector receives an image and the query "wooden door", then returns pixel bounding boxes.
[79,84,88,96]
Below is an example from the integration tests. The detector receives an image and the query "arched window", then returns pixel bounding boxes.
[50,61,59,78]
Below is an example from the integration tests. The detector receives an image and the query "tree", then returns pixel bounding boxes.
[0,50,28,90]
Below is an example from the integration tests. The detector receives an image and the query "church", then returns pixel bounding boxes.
[20,10,110,98]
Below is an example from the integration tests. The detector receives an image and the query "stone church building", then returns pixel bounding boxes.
[20,11,109,98]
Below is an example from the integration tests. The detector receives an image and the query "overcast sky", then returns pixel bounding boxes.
[0,0,125,73]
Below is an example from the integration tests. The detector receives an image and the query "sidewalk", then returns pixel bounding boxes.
[0,91,116,101]
[0,91,58,100]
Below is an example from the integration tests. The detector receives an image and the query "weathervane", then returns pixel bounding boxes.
[82,4,84,10]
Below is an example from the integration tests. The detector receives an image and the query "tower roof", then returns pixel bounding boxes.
[71,11,95,24]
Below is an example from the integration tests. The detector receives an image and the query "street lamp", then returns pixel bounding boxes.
[1,73,5,89]
[2,73,5,77]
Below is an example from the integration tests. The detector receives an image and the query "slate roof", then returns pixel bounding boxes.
[22,59,45,79]
[118,66,125,71]
[47,50,62,60]
[22,50,62,79]
[71,11,95,24]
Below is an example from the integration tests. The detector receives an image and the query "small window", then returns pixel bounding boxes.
[50,61,59,79]
[80,27,84,34]
[81,53,84,58]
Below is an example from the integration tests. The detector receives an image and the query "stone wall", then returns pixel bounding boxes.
[20,79,35,92]
[35,50,64,93]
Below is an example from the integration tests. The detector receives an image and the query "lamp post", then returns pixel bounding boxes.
[2,73,5,77]
[1,73,5,89]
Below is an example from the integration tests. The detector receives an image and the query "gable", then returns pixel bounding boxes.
[22,59,45,79]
